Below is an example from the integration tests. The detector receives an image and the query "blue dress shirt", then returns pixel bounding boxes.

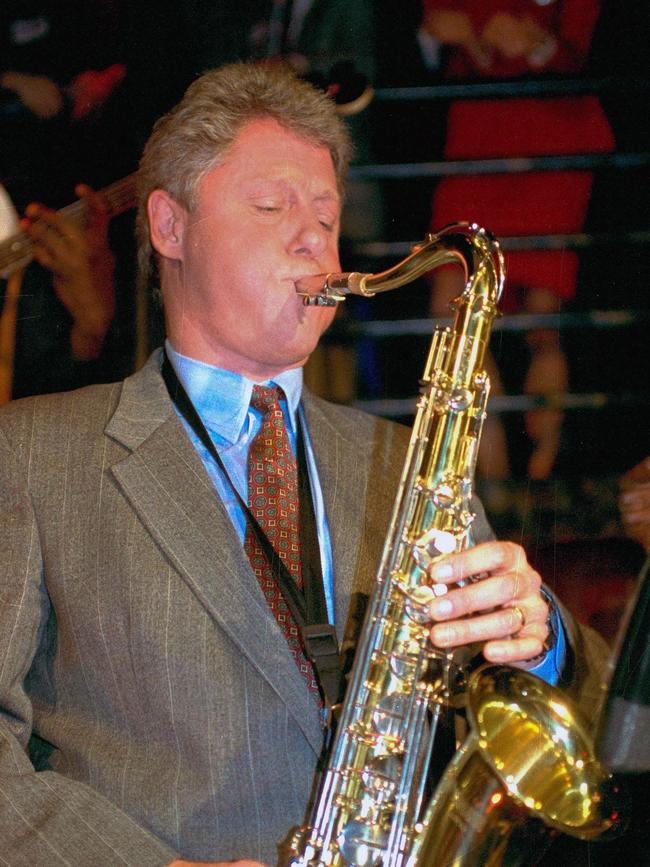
[166,341,335,624]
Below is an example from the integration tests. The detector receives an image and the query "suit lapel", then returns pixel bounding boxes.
[106,354,323,753]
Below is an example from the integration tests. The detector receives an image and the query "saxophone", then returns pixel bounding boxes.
[290,224,619,867]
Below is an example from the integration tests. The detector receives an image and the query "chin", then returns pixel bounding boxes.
[272,349,311,372]
[288,328,326,357]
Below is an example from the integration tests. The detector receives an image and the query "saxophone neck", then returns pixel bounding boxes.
[295,223,505,307]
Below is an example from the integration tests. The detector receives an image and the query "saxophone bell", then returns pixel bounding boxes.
[408,665,623,867]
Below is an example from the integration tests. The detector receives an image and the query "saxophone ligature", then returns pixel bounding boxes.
[289,223,620,867]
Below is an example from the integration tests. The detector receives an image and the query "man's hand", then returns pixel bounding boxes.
[427,541,549,663]
[481,12,538,59]
[22,184,116,360]
[423,10,492,69]
[619,456,650,552]
[0,71,63,118]
[168,860,267,866]
[481,13,556,66]
[423,10,476,47]
[68,63,126,120]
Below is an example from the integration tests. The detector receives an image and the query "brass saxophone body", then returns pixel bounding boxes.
[289,224,618,867]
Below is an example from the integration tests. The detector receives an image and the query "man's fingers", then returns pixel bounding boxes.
[30,244,58,273]
[75,183,110,240]
[620,457,650,488]
[75,183,109,214]
[483,635,546,664]
[430,606,548,650]
[430,573,513,619]
[24,204,83,248]
[429,574,546,624]
[619,486,650,512]
[424,540,550,665]
[428,540,526,585]
[24,212,74,267]
[621,506,650,525]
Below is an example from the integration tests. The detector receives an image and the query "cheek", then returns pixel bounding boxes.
[323,233,342,269]
[197,244,262,311]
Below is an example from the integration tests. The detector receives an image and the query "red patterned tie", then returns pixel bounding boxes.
[244,385,321,701]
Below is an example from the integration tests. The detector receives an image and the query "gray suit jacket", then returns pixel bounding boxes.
[0,351,607,865]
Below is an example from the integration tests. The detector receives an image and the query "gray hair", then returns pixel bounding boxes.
[137,62,353,296]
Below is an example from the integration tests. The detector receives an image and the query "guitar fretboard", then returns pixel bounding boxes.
[0,174,138,278]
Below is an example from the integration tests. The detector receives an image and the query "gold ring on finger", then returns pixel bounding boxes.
[510,605,526,632]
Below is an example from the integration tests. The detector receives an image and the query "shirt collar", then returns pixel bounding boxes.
[165,339,303,445]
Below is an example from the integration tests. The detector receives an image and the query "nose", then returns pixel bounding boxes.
[289,209,330,260]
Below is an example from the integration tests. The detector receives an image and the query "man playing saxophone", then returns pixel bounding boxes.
[0,62,607,866]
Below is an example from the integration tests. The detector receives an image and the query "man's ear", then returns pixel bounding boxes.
[147,190,188,261]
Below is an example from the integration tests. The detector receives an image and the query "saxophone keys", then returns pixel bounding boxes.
[448,386,474,411]
[412,527,457,569]
[361,754,403,802]
[403,584,436,624]
[337,818,388,867]
[372,693,411,740]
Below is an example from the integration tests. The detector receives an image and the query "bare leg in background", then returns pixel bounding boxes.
[523,287,568,481]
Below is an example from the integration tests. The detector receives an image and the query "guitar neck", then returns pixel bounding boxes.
[0,174,138,279]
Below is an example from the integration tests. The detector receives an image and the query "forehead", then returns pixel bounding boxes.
[199,117,339,197]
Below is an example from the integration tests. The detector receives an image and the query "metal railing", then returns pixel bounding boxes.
[350,152,650,180]
[338,76,650,435]
[371,77,650,102]
[330,309,650,340]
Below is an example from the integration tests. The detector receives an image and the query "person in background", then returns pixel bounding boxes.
[22,186,115,354]
[620,455,650,554]
[421,0,614,481]
[0,183,130,401]
[1,2,134,400]
[1,1,127,207]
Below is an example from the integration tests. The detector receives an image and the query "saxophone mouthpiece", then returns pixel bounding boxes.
[295,273,341,307]
[295,272,370,306]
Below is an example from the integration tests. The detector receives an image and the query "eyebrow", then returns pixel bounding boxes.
[313,191,341,207]
[245,178,339,204]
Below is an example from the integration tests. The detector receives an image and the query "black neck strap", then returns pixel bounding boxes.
[161,351,343,707]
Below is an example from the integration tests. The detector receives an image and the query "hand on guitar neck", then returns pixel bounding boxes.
[21,184,116,361]
[620,456,650,553]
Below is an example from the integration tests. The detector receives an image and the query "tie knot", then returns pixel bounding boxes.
[250,384,283,415]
